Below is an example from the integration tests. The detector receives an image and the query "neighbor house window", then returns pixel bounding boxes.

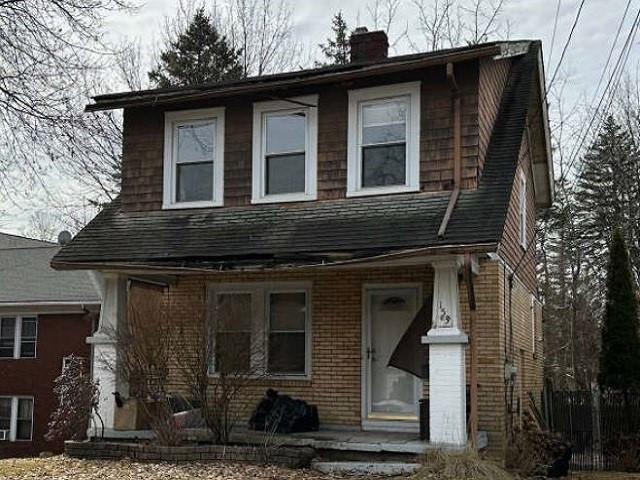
[0,316,37,359]
[252,96,318,203]
[347,82,420,196]
[519,171,527,248]
[209,283,311,377]
[0,397,33,442]
[163,108,225,208]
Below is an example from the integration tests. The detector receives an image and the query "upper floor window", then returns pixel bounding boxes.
[347,82,421,197]
[0,316,37,359]
[519,171,527,248]
[163,108,225,209]
[252,96,318,203]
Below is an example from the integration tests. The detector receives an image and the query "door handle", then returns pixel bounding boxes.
[366,347,377,361]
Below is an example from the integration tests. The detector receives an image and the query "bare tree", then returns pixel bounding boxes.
[0,0,132,193]
[109,282,181,446]
[174,290,269,444]
[224,0,303,76]
[410,0,507,51]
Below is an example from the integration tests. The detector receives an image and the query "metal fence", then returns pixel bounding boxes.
[544,389,640,471]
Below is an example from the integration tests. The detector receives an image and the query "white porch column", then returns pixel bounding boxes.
[86,273,127,435]
[422,258,468,446]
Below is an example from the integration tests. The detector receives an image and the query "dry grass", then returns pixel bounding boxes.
[0,456,353,480]
[569,473,640,479]
[411,449,514,480]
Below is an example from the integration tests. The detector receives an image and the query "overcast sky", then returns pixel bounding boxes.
[2,0,638,236]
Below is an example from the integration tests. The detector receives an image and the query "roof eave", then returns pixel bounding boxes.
[85,44,503,112]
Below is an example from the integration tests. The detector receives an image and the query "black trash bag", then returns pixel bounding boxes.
[249,389,319,434]
[547,441,572,478]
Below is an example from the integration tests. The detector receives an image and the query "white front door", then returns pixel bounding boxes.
[363,286,422,428]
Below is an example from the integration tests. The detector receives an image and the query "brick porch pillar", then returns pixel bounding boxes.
[422,258,468,446]
[86,273,127,435]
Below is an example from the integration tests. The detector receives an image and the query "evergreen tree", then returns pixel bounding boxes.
[316,12,350,66]
[149,8,243,88]
[575,116,640,287]
[598,229,640,391]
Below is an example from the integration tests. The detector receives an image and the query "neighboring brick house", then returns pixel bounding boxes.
[0,233,100,457]
[52,31,552,462]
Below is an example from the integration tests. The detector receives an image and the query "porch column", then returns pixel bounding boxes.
[86,272,127,435]
[422,258,468,446]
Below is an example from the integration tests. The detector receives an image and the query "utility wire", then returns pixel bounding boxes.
[548,0,587,90]
[548,0,563,68]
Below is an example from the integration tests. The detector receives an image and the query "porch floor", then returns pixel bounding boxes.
[231,427,430,455]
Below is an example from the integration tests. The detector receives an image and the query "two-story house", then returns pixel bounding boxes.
[0,232,100,457]
[52,30,552,463]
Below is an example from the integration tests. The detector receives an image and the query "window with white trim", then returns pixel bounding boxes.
[163,108,225,209]
[252,96,318,203]
[519,171,527,248]
[209,284,311,377]
[0,397,33,441]
[347,82,421,196]
[0,316,37,359]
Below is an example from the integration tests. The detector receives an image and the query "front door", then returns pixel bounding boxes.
[363,286,422,428]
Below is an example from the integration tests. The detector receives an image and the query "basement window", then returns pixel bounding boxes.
[0,316,37,359]
[347,82,421,197]
[0,397,33,442]
[163,108,225,209]
[252,96,318,203]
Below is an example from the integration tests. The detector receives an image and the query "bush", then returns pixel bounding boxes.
[603,433,640,472]
[415,449,514,480]
[46,355,99,441]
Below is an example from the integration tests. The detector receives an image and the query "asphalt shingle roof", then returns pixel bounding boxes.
[52,43,538,271]
[0,234,101,304]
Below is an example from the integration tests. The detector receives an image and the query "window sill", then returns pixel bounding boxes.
[162,200,223,210]
[346,185,419,198]
[207,373,311,382]
[251,193,317,205]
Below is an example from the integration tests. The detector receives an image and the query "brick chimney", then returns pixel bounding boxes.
[349,27,389,63]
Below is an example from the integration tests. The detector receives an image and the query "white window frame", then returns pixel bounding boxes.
[347,82,421,197]
[519,170,527,248]
[0,396,34,442]
[0,315,38,360]
[208,282,312,380]
[252,96,318,204]
[163,107,225,209]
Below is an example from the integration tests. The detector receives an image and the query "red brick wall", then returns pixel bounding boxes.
[0,313,93,458]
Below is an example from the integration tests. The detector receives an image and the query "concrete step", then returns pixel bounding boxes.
[311,460,421,476]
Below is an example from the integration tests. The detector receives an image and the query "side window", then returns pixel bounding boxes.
[519,171,527,248]
[0,397,33,441]
[0,316,37,359]
[0,318,15,358]
[348,82,420,197]
[163,108,225,209]
[252,96,318,203]
[212,292,253,374]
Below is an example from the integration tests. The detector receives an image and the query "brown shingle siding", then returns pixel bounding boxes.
[119,61,492,212]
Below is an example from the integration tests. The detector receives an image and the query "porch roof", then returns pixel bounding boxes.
[52,44,538,272]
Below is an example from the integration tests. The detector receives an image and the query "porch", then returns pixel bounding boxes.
[88,254,498,454]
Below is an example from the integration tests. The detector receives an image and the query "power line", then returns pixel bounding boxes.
[548,0,587,90]
[548,0,563,67]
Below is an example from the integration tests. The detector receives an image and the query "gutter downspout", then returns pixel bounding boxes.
[438,62,462,239]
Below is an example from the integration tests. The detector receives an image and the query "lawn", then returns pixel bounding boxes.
[0,456,352,480]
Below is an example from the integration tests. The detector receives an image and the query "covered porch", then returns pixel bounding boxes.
[88,252,493,452]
